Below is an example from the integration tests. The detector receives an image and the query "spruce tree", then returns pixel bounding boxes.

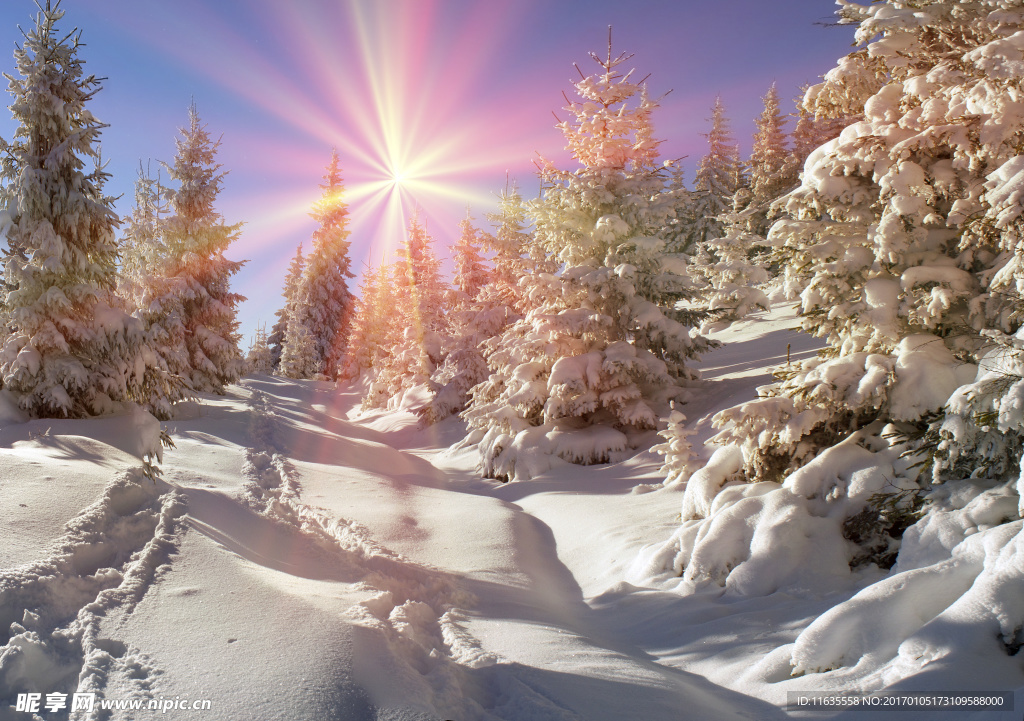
[246,324,273,374]
[270,244,305,372]
[712,0,1024,490]
[463,38,714,480]
[119,163,165,310]
[364,216,447,409]
[295,149,355,378]
[749,83,795,213]
[0,2,159,417]
[160,104,246,394]
[421,214,493,424]
[687,97,743,250]
[337,260,391,382]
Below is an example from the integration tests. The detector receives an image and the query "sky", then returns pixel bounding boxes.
[0,0,855,346]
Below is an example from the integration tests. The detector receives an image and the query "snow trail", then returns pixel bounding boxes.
[0,468,185,719]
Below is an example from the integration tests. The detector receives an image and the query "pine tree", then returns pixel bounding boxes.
[0,3,161,417]
[463,37,714,480]
[421,213,493,424]
[246,324,273,374]
[159,104,246,394]
[294,149,355,378]
[364,216,448,409]
[749,83,795,214]
[337,260,391,382]
[119,163,165,310]
[120,162,194,419]
[697,199,771,333]
[712,0,1024,489]
[450,212,490,300]
[279,315,318,379]
[687,97,743,250]
[270,244,305,372]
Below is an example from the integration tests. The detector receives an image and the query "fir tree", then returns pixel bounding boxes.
[120,162,194,419]
[0,2,162,417]
[159,104,246,394]
[279,315,318,379]
[450,212,490,300]
[295,149,355,378]
[463,37,714,480]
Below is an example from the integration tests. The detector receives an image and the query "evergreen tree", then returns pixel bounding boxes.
[159,104,246,394]
[687,97,743,250]
[337,260,391,382]
[279,315,318,379]
[364,216,448,409]
[712,0,1024,491]
[421,214,493,425]
[295,149,355,377]
[749,83,795,214]
[0,3,161,417]
[120,163,194,419]
[246,324,273,374]
[697,200,770,333]
[463,38,714,480]
[270,244,305,372]
[450,212,490,300]
[119,163,165,310]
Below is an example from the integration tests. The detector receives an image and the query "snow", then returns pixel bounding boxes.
[0,306,1022,720]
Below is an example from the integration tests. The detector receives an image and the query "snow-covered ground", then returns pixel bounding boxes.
[1,305,1021,720]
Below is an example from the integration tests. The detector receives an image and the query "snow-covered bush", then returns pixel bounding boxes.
[462,41,713,480]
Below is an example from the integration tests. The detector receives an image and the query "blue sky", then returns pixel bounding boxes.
[0,0,854,344]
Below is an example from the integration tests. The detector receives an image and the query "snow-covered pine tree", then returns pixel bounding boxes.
[246,324,273,374]
[712,0,1024,489]
[269,244,304,371]
[294,149,355,377]
[478,181,547,315]
[160,104,246,394]
[119,163,166,310]
[421,213,493,424]
[789,96,852,176]
[697,199,770,333]
[119,161,195,419]
[279,314,318,379]
[337,260,391,382]
[0,3,162,417]
[686,97,744,251]
[450,211,490,300]
[363,215,448,409]
[462,36,714,480]
[747,83,796,229]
